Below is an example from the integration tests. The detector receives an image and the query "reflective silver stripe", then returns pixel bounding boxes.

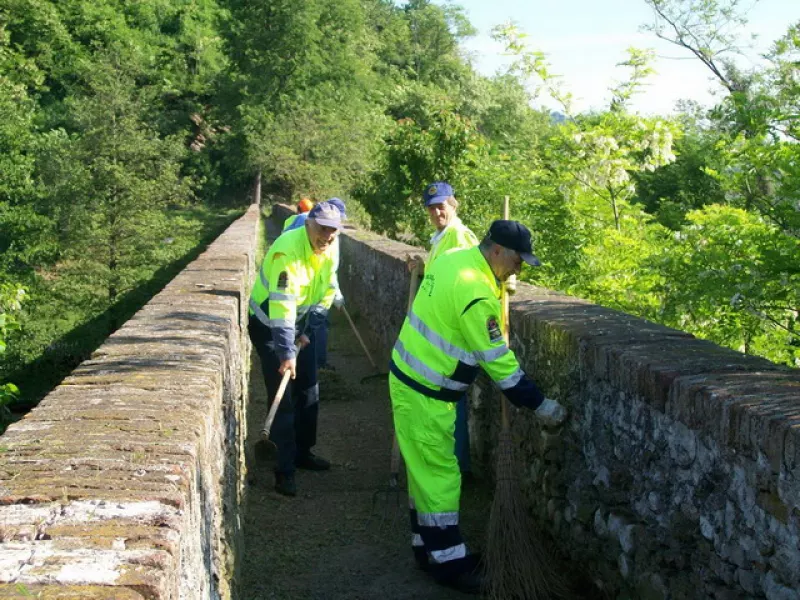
[497,367,525,390]
[251,298,297,331]
[268,318,295,329]
[474,344,510,363]
[259,266,269,290]
[429,544,467,564]
[296,305,311,317]
[407,310,476,366]
[393,340,469,391]
[412,534,424,548]
[269,292,297,301]
[417,511,459,527]
[249,298,270,327]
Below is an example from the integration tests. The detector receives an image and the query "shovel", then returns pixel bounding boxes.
[254,342,301,461]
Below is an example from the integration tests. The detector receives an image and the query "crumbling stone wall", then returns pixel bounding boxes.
[0,205,260,599]
[273,204,800,600]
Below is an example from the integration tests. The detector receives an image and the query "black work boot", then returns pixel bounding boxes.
[433,554,485,595]
[441,570,484,595]
[274,473,297,497]
[413,548,430,572]
[295,452,331,471]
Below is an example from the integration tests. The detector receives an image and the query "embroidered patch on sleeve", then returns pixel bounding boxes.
[277,271,288,290]
[486,316,503,344]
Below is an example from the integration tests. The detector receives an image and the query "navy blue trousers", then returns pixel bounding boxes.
[249,316,319,475]
[316,316,330,368]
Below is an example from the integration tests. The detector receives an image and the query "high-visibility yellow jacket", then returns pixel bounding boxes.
[283,212,341,292]
[249,226,336,360]
[425,216,478,267]
[391,246,543,408]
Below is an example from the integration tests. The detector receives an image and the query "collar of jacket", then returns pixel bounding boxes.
[470,245,502,296]
[429,215,463,246]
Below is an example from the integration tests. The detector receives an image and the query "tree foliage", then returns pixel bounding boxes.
[1,0,797,419]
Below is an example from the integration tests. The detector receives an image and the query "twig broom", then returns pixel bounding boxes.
[484,197,568,600]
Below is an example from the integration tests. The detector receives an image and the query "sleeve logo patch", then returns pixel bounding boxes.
[487,316,503,343]
[277,271,288,290]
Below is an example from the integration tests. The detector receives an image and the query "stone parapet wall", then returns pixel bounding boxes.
[272,203,800,600]
[0,205,261,599]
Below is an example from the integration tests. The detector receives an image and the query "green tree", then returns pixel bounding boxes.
[0,284,25,423]
[659,205,799,364]
[39,58,190,328]
[632,104,727,229]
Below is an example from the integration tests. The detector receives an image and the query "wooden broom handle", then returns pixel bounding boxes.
[500,196,511,429]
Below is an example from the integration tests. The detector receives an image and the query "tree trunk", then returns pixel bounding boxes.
[253,170,262,205]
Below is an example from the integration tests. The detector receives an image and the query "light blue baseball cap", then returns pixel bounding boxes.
[308,201,343,230]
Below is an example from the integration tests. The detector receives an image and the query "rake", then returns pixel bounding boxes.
[338,305,388,384]
[368,263,420,529]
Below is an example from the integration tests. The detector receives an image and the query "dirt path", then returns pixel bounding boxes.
[240,310,493,600]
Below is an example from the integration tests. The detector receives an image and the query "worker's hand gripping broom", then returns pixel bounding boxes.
[484,197,569,600]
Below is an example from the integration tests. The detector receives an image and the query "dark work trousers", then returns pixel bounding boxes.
[454,394,471,473]
[248,316,320,475]
[316,316,330,368]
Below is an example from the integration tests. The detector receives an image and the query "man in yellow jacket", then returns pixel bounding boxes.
[409,181,479,478]
[249,201,342,496]
[390,220,567,593]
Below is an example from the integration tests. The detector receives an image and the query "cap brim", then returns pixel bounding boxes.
[520,252,541,267]
[313,218,343,230]
[424,196,449,207]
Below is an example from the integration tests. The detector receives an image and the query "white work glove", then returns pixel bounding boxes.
[333,290,345,309]
[534,397,567,427]
[506,274,518,295]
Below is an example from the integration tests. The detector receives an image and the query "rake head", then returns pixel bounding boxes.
[253,430,278,462]
[367,473,404,533]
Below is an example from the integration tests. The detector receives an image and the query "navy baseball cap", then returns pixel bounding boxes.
[327,197,347,219]
[488,220,541,266]
[423,181,454,207]
[309,201,343,230]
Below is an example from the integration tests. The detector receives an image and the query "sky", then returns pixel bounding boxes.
[447,0,800,115]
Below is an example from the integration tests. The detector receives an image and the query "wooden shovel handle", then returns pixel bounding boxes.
[261,342,301,439]
[261,369,291,440]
